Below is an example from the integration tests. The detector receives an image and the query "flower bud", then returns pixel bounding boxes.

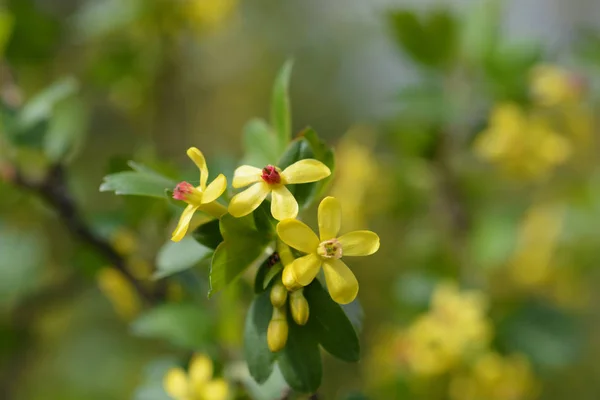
[282,265,302,291]
[290,290,310,326]
[270,281,288,308]
[267,307,288,352]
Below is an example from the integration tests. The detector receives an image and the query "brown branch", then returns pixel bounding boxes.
[11,164,158,304]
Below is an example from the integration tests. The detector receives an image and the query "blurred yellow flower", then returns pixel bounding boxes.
[402,283,491,376]
[110,228,139,256]
[276,196,380,304]
[164,354,230,400]
[96,267,142,320]
[172,147,228,242]
[474,103,571,180]
[228,160,330,221]
[530,65,584,107]
[330,132,388,230]
[449,352,538,400]
[188,0,237,31]
[509,203,564,287]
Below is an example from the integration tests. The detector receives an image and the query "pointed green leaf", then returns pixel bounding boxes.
[209,214,271,296]
[154,237,212,279]
[305,280,360,362]
[243,118,281,167]
[100,163,176,198]
[270,60,294,152]
[192,219,223,249]
[244,290,276,383]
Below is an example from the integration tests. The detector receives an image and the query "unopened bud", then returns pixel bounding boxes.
[270,281,288,308]
[282,265,302,291]
[267,307,288,352]
[290,290,309,326]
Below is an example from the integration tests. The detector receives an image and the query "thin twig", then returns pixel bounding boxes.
[11,164,157,304]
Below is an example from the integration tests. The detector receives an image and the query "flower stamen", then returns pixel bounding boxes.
[317,239,343,259]
[173,181,203,205]
[261,165,281,184]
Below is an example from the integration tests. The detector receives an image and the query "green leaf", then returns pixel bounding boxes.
[209,214,271,296]
[130,303,213,349]
[277,136,311,170]
[100,163,176,198]
[460,0,501,64]
[270,60,294,152]
[293,128,335,206]
[244,290,276,384]
[154,237,212,279]
[242,118,280,167]
[17,77,79,130]
[278,315,322,393]
[0,10,14,57]
[388,9,458,69]
[44,97,88,162]
[192,219,223,249]
[497,301,582,371]
[262,264,283,291]
[305,280,360,362]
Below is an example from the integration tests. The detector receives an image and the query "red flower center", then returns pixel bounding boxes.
[173,181,194,201]
[261,165,281,184]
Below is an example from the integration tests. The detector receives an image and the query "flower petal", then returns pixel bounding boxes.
[163,367,189,399]
[228,182,270,217]
[276,219,320,254]
[271,185,299,220]
[323,259,359,304]
[187,147,209,190]
[287,252,322,286]
[188,354,213,386]
[281,159,331,184]
[338,230,380,256]
[172,204,199,242]
[201,174,227,204]
[232,165,262,188]
[200,379,230,400]
[318,196,341,240]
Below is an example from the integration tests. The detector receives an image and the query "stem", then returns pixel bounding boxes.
[11,164,158,304]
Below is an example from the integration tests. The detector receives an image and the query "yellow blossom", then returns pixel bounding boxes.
[402,283,491,376]
[188,0,237,31]
[96,267,142,320]
[276,196,380,304]
[474,103,571,180]
[171,147,228,242]
[530,64,583,107]
[228,160,331,221]
[449,352,538,400]
[163,354,230,400]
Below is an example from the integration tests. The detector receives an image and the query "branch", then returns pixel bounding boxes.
[11,164,158,304]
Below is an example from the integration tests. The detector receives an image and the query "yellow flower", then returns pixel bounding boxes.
[228,160,331,220]
[474,103,571,180]
[530,64,583,107]
[96,267,142,321]
[171,147,228,242]
[163,354,230,400]
[402,282,491,376]
[188,0,237,31]
[276,196,380,304]
[449,352,538,400]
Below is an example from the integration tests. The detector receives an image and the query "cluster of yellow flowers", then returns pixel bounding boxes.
[474,65,591,180]
[170,147,380,351]
[163,354,230,400]
[400,283,492,376]
[368,283,538,400]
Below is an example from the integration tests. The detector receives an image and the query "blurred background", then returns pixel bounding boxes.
[2,0,600,399]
